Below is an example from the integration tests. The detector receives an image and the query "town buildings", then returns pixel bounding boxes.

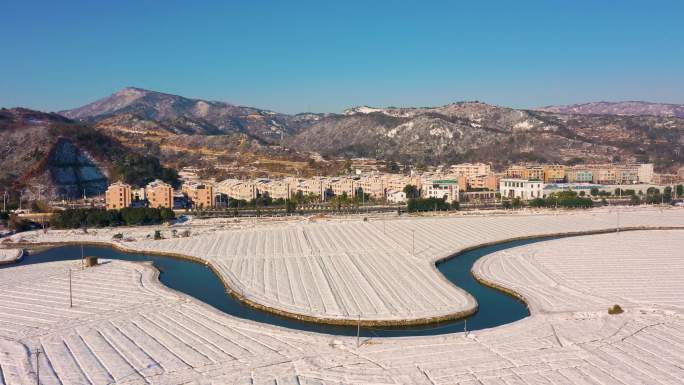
[101,162,667,209]
[506,163,653,185]
[105,182,132,210]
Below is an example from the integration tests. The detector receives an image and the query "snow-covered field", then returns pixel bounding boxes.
[6,207,684,324]
[0,249,21,264]
[474,230,684,314]
[1,229,684,384]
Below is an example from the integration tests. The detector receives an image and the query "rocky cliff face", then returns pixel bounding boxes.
[47,138,108,198]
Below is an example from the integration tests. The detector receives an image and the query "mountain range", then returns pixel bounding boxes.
[2,88,683,199]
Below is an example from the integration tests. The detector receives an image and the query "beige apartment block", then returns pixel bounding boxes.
[255,178,291,200]
[145,180,174,209]
[217,179,256,201]
[505,165,526,179]
[355,175,386,199]
[450,163,491,178]
[329,177,355,197]
[467,174,499,191]
[652,173,679,185]
[105,182,132,210]
[591,166,618,185]
[182,182,214,208]
[382,174,412,193]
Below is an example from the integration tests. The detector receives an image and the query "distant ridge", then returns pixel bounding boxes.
[538,101,684,118]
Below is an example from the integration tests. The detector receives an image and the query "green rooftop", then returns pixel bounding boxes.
[432,180,458,184]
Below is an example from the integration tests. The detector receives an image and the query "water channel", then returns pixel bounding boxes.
[7,238,549,337]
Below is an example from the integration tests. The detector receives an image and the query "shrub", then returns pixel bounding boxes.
[608,304,624,315]
[153,230,163,240]
[407,197,450,212]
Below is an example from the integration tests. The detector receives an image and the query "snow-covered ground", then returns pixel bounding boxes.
[6,207,684,324]
[474,230,684,314]
[1,229,684,384]
[0,248,21,264]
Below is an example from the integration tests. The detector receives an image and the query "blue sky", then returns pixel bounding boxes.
[1,0,683,113]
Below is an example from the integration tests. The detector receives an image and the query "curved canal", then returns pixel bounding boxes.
[7,238,549,337]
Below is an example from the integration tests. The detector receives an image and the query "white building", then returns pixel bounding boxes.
[424,180,459,203]
[637,163,654,184]
[386,190,406,204]
[500,178,544,200]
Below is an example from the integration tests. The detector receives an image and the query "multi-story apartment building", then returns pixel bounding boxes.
[355,174,386,199]
[329,177,355,197]
[450,163,491,178]
[652,173,679,185]
[382,174,413,196]
[592,167,617,185]
[506,165,545,181]
[615,166,639,185]
[424,180,459,203]
[217,179,256,201]
[500,178,544,200]
[636,163,654,184]
[145,180,174,209]
[182,182,214,208]
[252,178,286,200]
[466,174,499,191]
[505,165,526,179]
[105,182,132,210]
[543,165,566,183]
[523,166,545,181]
[566,168,593,183]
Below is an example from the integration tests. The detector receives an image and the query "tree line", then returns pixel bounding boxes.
[50,207,176,229]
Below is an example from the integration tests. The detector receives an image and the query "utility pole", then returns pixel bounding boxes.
[35,347,41,385]
[81,245,85,270]
[616,209,620,234]
[412,230,415,256]
[2,191,7,212]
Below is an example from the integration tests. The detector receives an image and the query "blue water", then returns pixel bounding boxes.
[7,238,550,337]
